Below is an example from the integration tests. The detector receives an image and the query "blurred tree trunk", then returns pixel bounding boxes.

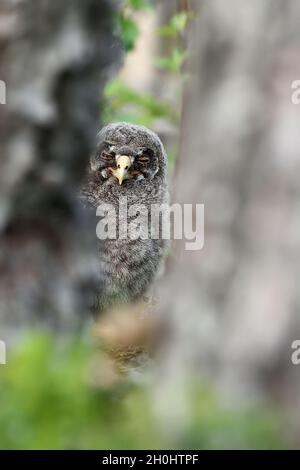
[0,0,120,341]
[159,0,300,427]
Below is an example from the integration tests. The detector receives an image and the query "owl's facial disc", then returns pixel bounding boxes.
[112,155,132,185]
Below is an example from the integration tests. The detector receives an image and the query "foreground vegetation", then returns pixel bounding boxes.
[0,333,286,449]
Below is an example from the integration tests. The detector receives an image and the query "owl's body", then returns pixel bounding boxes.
[82,123,169,313]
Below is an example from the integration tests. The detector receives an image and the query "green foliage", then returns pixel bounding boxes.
[116,0,153,52]
[155,48,187,74]
[0,333,158,450]
[156,11,193,74]
[103,78,179,127]
[159,11,191,37]
[127,0,152,10]
[117,15,139,52]
[0,333,288,450]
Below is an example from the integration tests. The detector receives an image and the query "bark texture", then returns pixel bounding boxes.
[159,0,300,426]
[0,0,120,340]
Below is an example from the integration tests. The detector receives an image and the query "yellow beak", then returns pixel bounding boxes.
[113,155,131,185]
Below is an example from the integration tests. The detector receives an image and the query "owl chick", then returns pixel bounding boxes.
[82,122,169,313]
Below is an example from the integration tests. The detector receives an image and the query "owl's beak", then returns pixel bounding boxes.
[113,155,132,185]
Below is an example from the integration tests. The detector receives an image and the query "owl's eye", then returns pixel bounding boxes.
[137,148,154,164]
[137,154,150,164]
[100,151,115,161]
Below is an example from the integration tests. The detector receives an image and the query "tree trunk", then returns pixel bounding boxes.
[159,0,300,425]
[0,0,120,341]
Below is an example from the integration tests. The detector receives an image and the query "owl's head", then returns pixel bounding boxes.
[91,122,167,186]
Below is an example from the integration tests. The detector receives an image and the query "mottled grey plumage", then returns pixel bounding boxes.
[82,122,169,313]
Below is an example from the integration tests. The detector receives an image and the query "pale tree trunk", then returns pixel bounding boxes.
[0,0,120,341]
[158,0,300,433]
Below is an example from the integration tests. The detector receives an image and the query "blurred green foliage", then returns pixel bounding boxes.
[0,333,287,450]
[155,47,187,74]
[127,0,152,9]
[116,0,153,52]
[156,11,191,74]
[117,15,139,52]
[103,78,178,127]
[159,11,191,37]
[0,333,157,450]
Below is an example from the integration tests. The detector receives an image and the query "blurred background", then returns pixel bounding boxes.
[0,0,300,449]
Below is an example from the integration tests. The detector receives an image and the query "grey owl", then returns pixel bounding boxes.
[81,122,169,313]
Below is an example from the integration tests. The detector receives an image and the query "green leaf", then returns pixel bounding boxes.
[159,11,191,37]
[155,48,187,73]
[170,11,189,32]
[158,25,177,37]
[127,0,152,10]
[118,15,139,52]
